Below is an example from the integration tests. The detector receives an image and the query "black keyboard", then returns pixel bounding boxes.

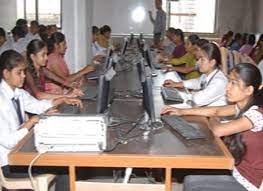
[80,85,97,100]
[86,71,99,80]
[161,87,184,104]
[59,104,80,114]
[161,115,206,140]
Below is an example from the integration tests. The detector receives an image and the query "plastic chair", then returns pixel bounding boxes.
[0,167,55,191]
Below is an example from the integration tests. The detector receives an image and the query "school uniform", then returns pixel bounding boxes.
[0,79,52,167]
[183,69,227,106]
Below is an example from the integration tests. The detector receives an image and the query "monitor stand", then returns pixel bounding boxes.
[137,112,163,131]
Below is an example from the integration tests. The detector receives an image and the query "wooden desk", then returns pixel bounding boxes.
[9,66,234,191]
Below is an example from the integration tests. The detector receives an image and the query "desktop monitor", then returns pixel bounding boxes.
[142,76,156,124]
[121,37,129,56]
[143,46,153,69]
[96,71,113,114]
[137,38,145,54]
[136,58,146,83]
[129,33,134,45]
[105,48,113,68]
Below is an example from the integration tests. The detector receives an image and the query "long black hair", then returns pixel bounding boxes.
[0,50,25,82]
[224,63,263,165]
[200,42,222,68]
[26,39,46,88]
[47,32,65,54]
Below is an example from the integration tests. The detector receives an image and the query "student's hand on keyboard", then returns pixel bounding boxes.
[45,108,59,115]
[53,97,83,108]
[161,106,183,116]
[64,97,83,108]
[163,79,177,88]
[66,88,84,97]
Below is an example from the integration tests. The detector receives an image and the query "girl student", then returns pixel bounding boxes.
[25,39,83,99]
[163,42,228,107]
[161,63,263,191]
[0,50,82,191]
[46,32,95,94]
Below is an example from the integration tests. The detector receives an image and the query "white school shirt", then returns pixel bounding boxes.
[25,32,41,44]
[92,41,106,57]
[12,37,28,54]
[0,80,52,167]
[0,40,13,56]
[183,69,228,107]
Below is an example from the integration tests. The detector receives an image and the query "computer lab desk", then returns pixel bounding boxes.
[8,69,234,191]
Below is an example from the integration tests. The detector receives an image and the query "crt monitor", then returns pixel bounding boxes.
[96,73,111,114]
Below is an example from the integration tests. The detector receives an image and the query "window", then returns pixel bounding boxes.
[16,0,61,27]
[163,0,217,33]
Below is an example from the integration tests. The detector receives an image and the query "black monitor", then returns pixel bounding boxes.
[121,37,128,56]
[129,33,134,45]
[137,38,145,54]
[96,72,112,114]
[105,48,113,67]
[142,76,156,124]
[136,58,146,83]
[143,46,157,77]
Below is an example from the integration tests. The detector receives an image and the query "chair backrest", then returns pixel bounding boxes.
[220,47,228,75]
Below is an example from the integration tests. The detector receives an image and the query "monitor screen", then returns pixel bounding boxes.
[136,58,146,83]
[96,74,111,114]
[143,47,153,69]
[105,48,113,68]
[142,76,156,123]
[121,37,129,56]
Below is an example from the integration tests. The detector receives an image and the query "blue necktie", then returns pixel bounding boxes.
[12,97,24,125]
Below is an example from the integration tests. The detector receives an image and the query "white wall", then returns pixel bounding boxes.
[62,0,93,72]
[92,0,155,35]
[255,0,263,33]
[0,0,17,31]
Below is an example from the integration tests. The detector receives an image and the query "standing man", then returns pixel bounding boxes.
[149,0,166,47]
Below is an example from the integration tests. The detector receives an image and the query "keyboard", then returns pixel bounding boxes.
[59,104,80,114]
[161,87,184,104]
[86,71,100,80]
[80,85,97,100]
[161,115,206,140]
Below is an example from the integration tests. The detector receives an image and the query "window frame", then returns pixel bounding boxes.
[165,0,218,35]
[20,0,62,29]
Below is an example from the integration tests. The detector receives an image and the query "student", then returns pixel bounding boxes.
[46,32,94,94]
[0,27,13,56]
[164,28,186,59]
[230,33,242,51]
[97,25,112,49]
[92,26,106,57]
[163,42,227,106]
[25,39,83,99]
[0,50,82,191]
[148,0,166,47]
[161,63,263,191]
[220,30,234,48]
[250,34,263,64]
[164,34,200,80]
[11,26,27,54]
[239,34,255,56]
[27,20,41,42]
